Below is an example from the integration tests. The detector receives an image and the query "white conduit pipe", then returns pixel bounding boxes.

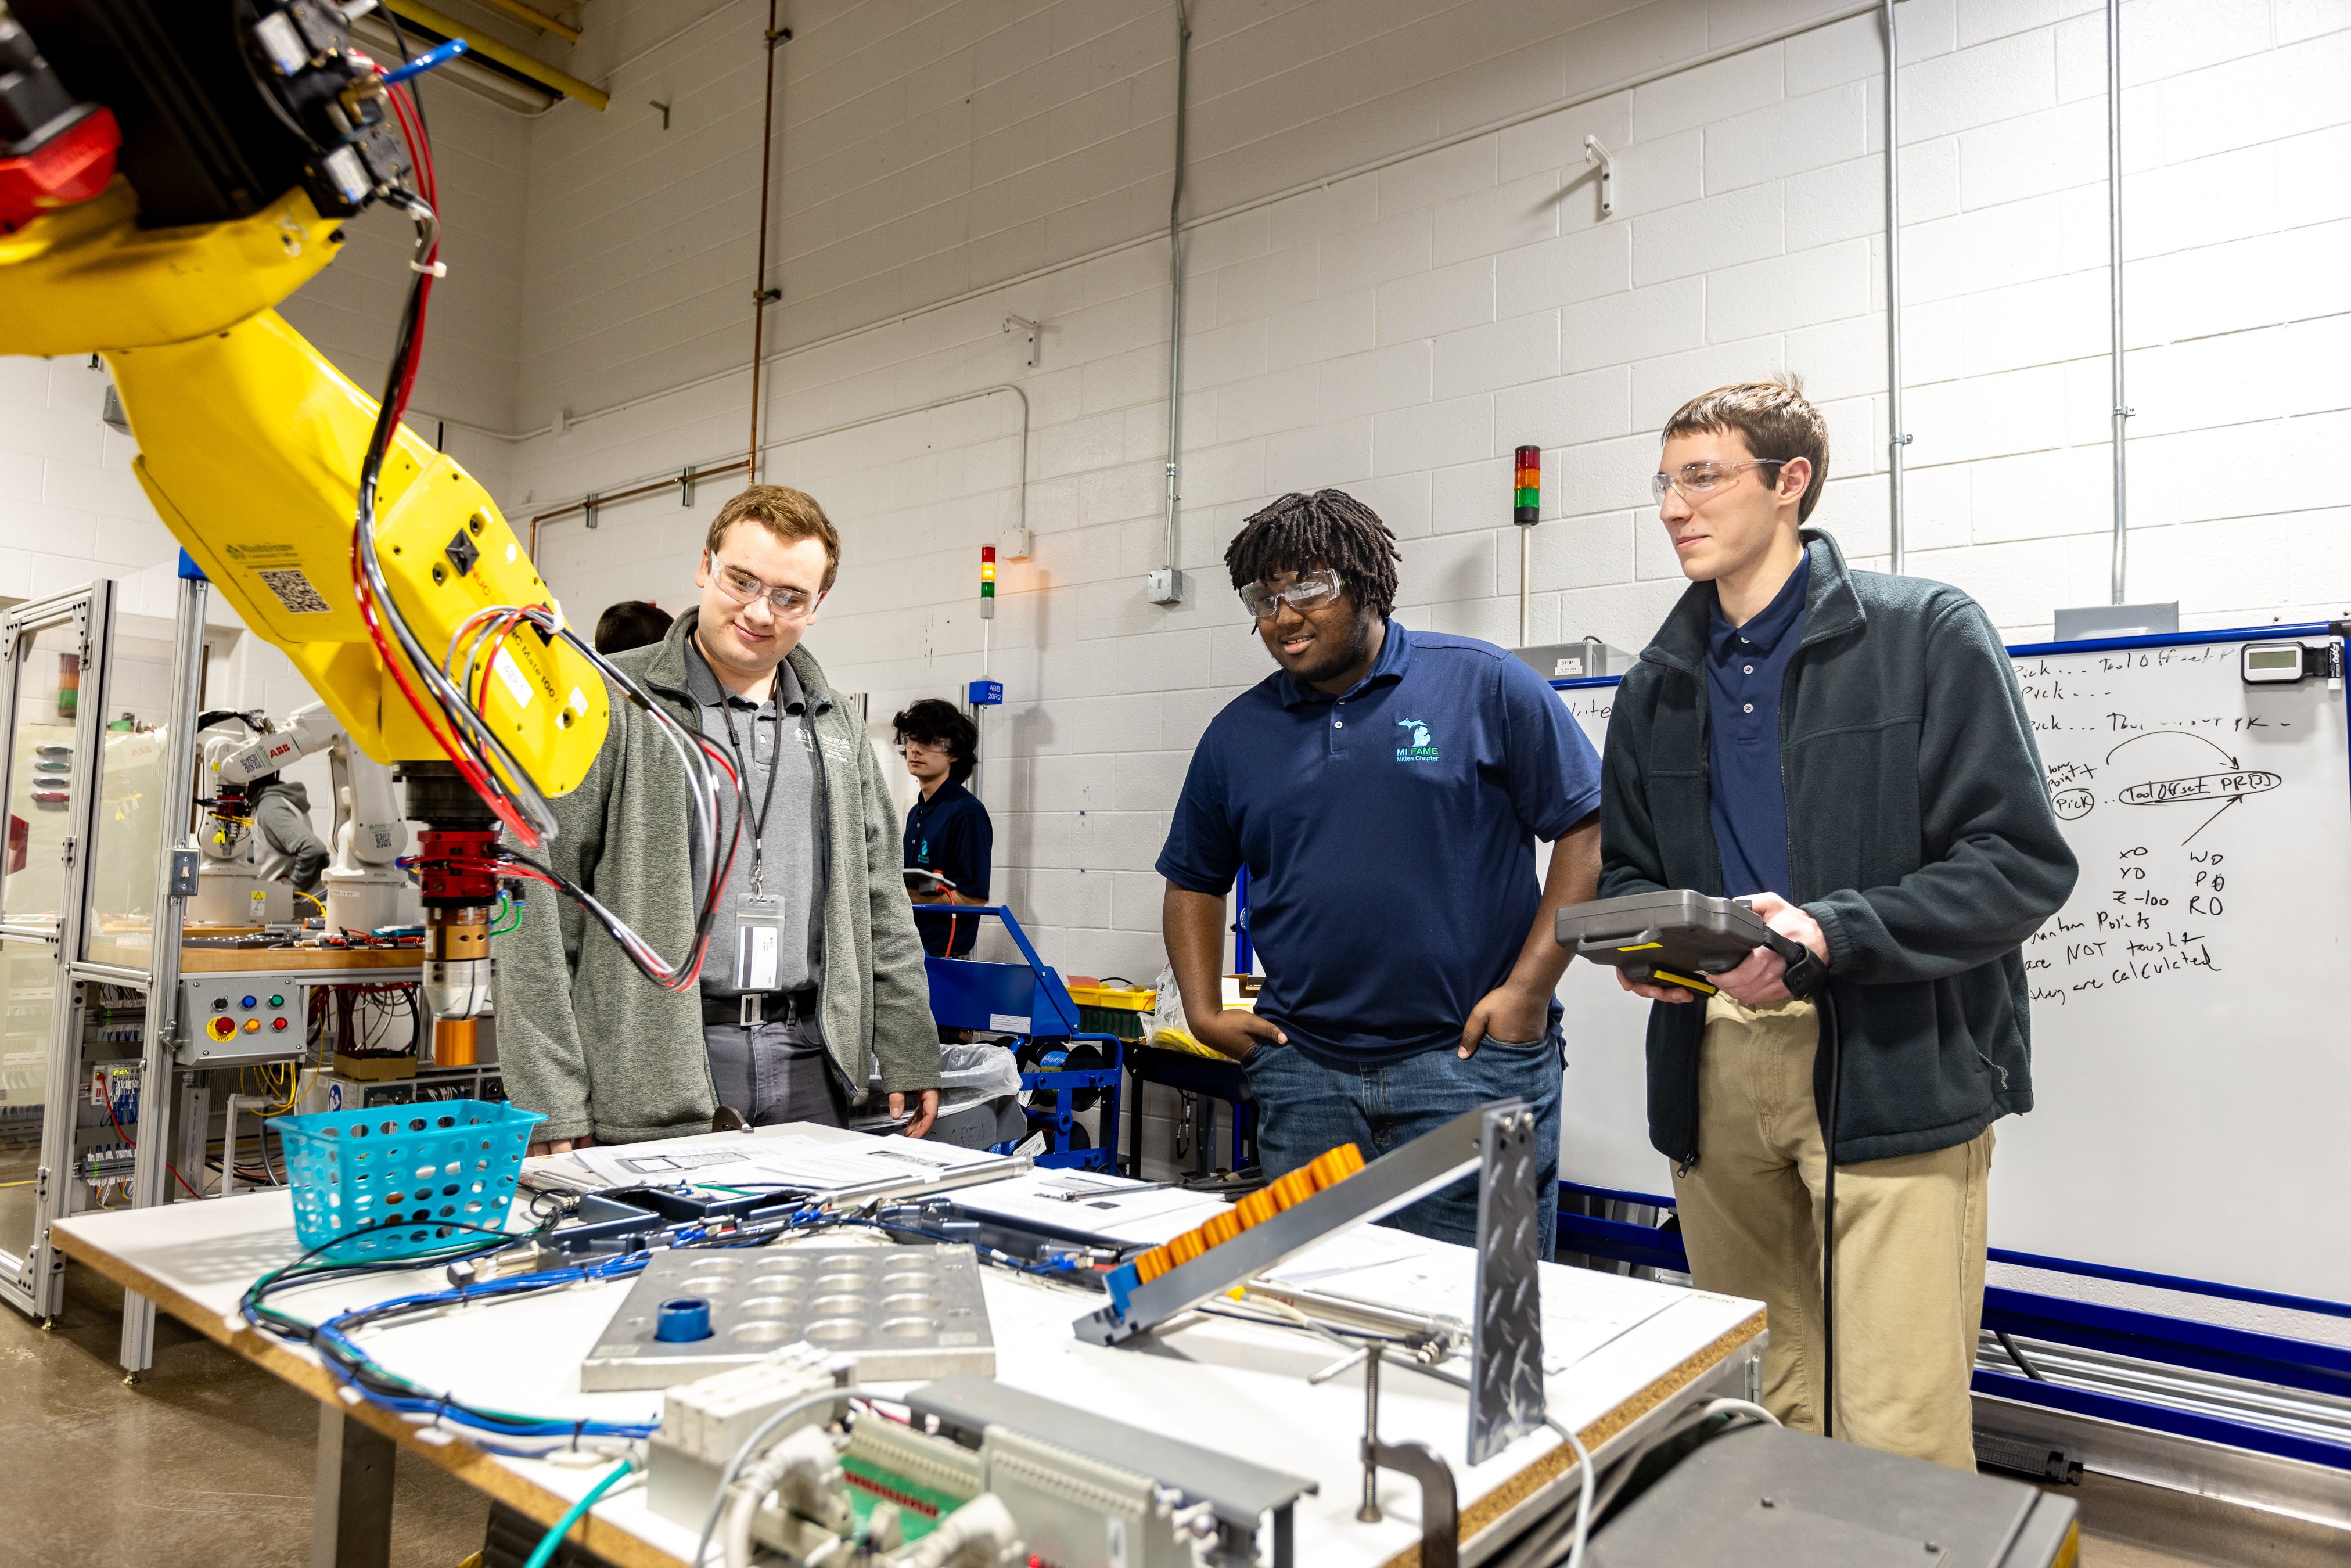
[2106,0,2132,605]
[1883,0,1910,575]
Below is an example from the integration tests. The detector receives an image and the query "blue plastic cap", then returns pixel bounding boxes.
[177,549,207,583]
[654,1297,713,1342]
[1105,1261,1140,1316]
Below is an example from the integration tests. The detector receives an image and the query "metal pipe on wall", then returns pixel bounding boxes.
[1883,0,1911,574]
[1161,0,1193,591]
[747,1,785,483]
[530,384,1033,553]
[2106,0,2131,605]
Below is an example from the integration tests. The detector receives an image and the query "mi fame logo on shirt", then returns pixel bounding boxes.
[1394,717,1440,762]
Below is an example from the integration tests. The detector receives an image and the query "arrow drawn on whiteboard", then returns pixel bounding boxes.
[2107,733,2277,843]
[2182,795,2241,846]
[2105,731,2241,771]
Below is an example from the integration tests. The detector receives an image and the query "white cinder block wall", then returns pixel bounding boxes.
[1,0,2347,1188]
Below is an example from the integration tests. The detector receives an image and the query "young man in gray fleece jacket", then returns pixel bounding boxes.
[501,485,941,1152]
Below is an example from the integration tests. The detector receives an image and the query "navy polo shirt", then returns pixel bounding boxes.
[905,778,992,957]
[1706,554,1810,899]
[1157,623,1603,1064]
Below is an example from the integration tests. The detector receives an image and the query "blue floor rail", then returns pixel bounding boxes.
[1556,1179,2351,1474]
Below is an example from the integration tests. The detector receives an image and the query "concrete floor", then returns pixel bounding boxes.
[0,1258,2343,1568]
[0,1264,486,1568]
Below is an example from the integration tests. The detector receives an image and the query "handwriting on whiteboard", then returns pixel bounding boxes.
[2014,644,2285,1009]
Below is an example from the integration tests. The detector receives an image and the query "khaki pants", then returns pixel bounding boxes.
[1670,994,1993,1471]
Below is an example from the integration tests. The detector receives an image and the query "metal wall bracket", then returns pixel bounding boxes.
[678,463,696,508]
[1584,135,1616,217]
[583,492,598,530]
[1004,314,1044,368]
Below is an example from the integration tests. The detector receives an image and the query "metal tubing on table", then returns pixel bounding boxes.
[121,569,207,1372]
[313,1403,397,1568]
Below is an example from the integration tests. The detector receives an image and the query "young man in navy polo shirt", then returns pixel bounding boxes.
[1157,490,1603,1251]
[1602,381,2075,1468]
[894,697,992,959]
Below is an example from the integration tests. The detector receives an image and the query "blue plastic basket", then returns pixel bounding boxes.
[273,1098,544,1261]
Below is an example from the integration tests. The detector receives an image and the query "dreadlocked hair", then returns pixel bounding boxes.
[1224,490,1402,618]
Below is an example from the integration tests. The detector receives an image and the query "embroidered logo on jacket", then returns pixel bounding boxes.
[1395,718,1439,761]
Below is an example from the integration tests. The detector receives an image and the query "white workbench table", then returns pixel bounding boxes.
[52,1183,1762,1568]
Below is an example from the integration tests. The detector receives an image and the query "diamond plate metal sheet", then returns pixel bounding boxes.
[581,1240,994,1391]
[1468,1102,1545,1464]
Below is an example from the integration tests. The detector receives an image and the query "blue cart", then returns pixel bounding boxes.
[914,904,1123,1171]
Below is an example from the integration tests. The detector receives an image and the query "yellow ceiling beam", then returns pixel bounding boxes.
[469,0,581,45]
[381,0,607,111]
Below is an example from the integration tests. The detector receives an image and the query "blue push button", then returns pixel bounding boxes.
[654,1297,713,1342]
[240,995,257,1010]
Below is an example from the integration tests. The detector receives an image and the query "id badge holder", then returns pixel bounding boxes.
[733,894,788,993]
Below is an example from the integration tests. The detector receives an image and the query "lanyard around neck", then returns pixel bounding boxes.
[717,691,785,897]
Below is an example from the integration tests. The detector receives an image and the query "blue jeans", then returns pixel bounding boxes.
[1242,1024,1562,1257]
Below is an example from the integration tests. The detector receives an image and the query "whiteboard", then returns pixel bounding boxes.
[1550,632,2351,1304]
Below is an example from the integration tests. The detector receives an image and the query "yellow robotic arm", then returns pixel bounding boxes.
[0,1,728,1017]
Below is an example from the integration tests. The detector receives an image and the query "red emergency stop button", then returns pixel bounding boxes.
[208,1016,236,1041]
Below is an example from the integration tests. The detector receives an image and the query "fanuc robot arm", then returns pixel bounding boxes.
[0,1,736,1017]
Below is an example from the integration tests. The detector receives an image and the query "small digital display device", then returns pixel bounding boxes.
[2241,642,2310,684]
[1554,890,1824,998]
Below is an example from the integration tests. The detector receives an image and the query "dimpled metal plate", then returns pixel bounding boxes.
[580,1241,994,1391]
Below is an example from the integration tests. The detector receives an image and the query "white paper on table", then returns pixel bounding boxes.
[574,1131,1001,1192]
[951,1172,1232,1245]
[1267,1225,1686,1374]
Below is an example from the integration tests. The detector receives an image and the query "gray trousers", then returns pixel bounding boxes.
[702,1015,846,1128]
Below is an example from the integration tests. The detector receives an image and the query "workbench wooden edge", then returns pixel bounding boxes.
[49,1223,678,1568]
[1379,1308,1768,1568]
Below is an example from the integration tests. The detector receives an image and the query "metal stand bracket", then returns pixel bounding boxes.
[1358,1346,1460,1568]
[1468,1101,1545,1463]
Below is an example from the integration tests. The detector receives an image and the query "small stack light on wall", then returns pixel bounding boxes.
[969,546,1002,796]
[1514,444,1540,649]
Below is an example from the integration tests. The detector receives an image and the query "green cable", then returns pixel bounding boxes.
[489,888,523,936]
[524,1456,638,1568]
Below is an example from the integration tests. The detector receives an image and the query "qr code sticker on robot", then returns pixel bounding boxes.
[255,567,332,614]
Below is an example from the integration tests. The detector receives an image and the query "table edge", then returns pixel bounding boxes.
[51,1221,678,1568]
[1381,1307,1768,1568]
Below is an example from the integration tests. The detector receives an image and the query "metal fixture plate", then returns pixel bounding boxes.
[1469,1101,1545,1464]
[582,1241,994,1391]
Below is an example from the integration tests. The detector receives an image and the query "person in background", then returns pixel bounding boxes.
[502,485,941,1150]
[1156,490,1603,1251]
[1601,379,2077,1468]
[894,698,991,959]
[248,772,327,899]
[595,599,673,655]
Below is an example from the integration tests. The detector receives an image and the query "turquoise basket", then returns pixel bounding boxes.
[273,1098,544,1261]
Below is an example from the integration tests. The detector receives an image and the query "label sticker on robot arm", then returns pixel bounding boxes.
[490,648,533,707]
[254,568,332,615]
[734,894,786,992]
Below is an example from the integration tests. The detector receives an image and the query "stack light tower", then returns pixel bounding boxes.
[968,545,1003,798]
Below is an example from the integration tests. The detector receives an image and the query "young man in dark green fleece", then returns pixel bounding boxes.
[1600,380,2077,1469]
